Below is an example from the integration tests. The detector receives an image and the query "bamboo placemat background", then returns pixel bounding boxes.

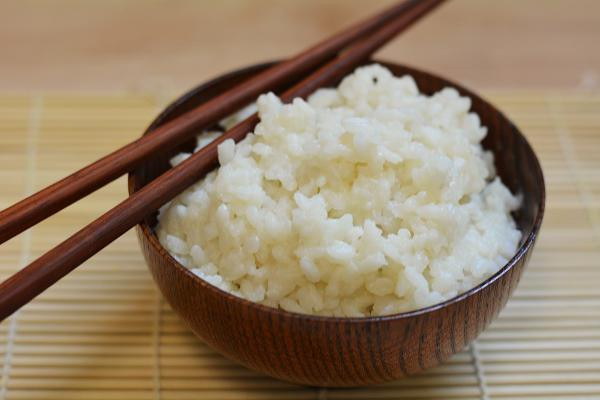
[0,91,599,399]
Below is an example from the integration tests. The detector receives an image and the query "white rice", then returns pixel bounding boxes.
[156,64,521,317]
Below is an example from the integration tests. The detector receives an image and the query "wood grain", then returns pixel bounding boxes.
[131,61,545,387]
[0,90,597,398]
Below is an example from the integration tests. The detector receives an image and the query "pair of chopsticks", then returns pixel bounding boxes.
[0,0,445,320]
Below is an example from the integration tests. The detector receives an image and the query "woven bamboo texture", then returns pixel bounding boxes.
[0,91,598,399]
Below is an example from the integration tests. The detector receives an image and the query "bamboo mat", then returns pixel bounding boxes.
[0,91,599,399]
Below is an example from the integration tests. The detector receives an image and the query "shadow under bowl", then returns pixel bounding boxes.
[128,60,545,387]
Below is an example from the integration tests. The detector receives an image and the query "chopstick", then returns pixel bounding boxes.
[0,0,427,246]
[0,0,445,321]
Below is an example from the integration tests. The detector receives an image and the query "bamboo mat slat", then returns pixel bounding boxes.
[0,90,599,399]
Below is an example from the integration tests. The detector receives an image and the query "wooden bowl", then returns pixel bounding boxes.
[128,61,545,387]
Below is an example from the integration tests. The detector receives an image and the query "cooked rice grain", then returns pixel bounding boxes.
[157,64,521,317]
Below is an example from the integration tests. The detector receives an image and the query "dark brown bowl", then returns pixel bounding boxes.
[128,60,545,387]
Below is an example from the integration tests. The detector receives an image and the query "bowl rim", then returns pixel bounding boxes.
[130,59,546,323]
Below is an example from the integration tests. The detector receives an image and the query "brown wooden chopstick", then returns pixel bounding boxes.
[0,0,428,245]
[0,0,445,320]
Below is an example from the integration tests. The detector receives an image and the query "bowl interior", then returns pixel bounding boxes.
[129,60,545,313]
